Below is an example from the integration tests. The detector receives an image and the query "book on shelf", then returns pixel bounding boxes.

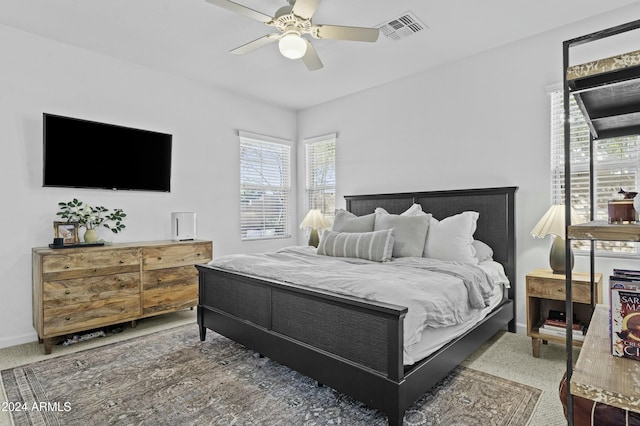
[610,271,640,361]
[538,325,585,341]
[544,318,582,330]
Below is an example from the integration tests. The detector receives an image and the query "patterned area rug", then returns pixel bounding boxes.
[2,325,541,425]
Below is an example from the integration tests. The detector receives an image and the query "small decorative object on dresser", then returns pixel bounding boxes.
[56,199,126,243]
[526,269,602,357]
[53,221,79,245]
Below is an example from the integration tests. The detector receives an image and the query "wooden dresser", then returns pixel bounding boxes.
[32,240,212,354]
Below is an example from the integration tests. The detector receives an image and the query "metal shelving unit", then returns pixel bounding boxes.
[563,19,640,425]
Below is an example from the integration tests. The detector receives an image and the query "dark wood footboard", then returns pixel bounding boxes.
[197,264,410,422]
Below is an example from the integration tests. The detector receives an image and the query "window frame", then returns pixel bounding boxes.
[304,133,336,222]
[239,130,292,241]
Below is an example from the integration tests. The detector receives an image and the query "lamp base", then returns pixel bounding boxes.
[308,228,320,248]
[550,235,574,275]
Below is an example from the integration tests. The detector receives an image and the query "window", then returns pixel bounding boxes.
[304,133,336,220]
[239,131,291,240]
[550,90,640,254]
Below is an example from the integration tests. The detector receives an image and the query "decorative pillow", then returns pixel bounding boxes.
[401,203,424,216]
[332,209,375,232]
[424,211,479,264]
[317,229,394,262]
[472,240,494,262]
[374,208,431,258]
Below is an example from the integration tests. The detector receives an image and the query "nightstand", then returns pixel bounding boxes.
[526,268,602,358]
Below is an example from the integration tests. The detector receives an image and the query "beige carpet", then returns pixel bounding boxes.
[2,323,540,425]
[0,311,574,425]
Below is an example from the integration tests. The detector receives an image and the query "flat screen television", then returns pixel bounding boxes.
[43,113,172,192]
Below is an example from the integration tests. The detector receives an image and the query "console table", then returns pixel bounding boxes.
[32,240,212,354]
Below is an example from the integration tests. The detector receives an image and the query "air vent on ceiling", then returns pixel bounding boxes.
[377,11,427,41]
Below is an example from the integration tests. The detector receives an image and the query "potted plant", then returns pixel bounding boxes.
[57,199,127,243]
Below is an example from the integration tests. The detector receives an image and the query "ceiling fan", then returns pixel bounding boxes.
[205,0,379,71]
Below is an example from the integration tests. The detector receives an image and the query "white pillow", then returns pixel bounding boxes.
[424,211,479,264]
[401,203,424,216]
[473,240,494,262]
[374,207,431,257]
[332,209,375,232]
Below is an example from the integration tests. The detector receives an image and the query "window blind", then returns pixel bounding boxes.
[550,90,639,254]
[304,133,336,220]
[239,132,291,240]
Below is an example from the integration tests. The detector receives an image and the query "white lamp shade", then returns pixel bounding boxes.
[278,34,307,59]
[530,204,583,239]
[300,209,330,230]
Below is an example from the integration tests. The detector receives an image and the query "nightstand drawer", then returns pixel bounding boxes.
[527,277,591,303]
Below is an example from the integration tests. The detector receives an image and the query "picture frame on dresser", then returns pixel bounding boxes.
[53,221,79,244]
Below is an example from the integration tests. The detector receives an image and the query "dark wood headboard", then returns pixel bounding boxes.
[344,187,518,308]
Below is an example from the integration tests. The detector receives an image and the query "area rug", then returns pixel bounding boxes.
[2,325,541,425]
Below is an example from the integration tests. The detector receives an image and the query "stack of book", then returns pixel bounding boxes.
[538,316,586,342]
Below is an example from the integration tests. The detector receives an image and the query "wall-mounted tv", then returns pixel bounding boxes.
[43,113,172,192]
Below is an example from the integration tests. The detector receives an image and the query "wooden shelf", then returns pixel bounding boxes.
[571,305,640,413]
[568,221,640,241]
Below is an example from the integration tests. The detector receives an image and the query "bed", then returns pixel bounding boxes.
[196,186,517,425]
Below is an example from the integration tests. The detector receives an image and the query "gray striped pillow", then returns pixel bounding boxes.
[317,229,395,262]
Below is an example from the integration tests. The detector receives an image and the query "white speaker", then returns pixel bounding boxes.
[171,212,196,241]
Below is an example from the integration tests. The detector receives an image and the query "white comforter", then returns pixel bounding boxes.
[208,246,507,351]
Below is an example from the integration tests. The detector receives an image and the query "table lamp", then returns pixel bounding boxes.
[300,209,330,247]
[530,204,582,274]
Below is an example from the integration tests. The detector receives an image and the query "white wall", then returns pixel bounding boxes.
[3,4,640,349]
[0,25,297,348]
[296,3,640,333]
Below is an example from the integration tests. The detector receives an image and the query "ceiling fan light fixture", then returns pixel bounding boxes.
[278,33,307,59]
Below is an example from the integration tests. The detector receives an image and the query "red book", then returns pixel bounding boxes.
[545,318,582,330]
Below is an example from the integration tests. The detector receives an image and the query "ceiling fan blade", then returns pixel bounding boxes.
[205,0,273,23]
[301,39,323,71]
[291,0,321,20]
[230,34,279,55]
[313,24,379,42]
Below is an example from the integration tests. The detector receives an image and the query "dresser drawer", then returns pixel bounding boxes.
[43,296,140,336]
[42,248,141,279]
[527,276,591,303]
[143,242,212,271]
[43,272,140,308]
[143,265,197,290]
[142,265,198,315]
[142,285,197,315]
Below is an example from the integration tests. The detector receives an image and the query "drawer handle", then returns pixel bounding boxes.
[64,265,70,269]
[120,282,126,288]
[65,316,71,321]
[64,290,70,295]
[119,260,125,264]
[557,288,563,293]
[120,306,125,311]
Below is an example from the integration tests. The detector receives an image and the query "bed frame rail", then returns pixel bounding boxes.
[197,264,408,384]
